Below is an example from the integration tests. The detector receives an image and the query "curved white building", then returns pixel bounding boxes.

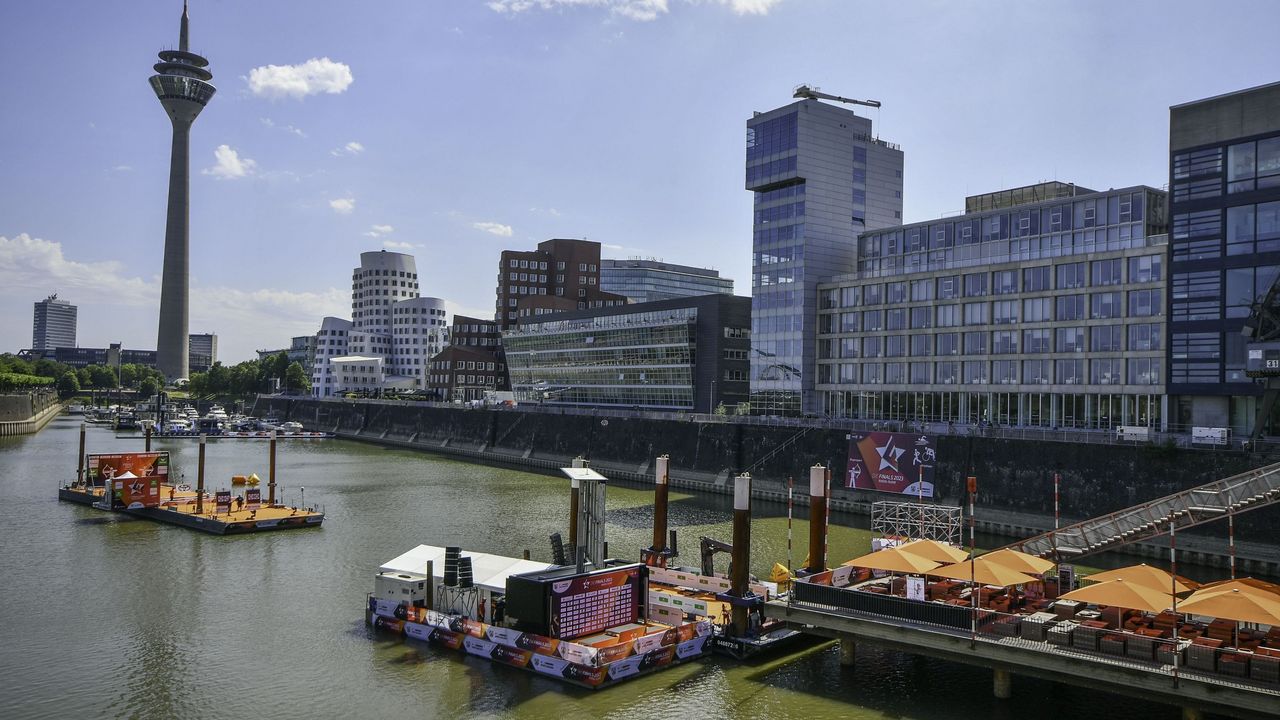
[312,250,449,396]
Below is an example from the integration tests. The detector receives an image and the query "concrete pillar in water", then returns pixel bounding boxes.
[268,430,277,505]
[196,434,206,515]
[993,668,1012,699]
[1181,708,1204,720]
[77,423,86,484]
[730,473,751,638]
[839,635,856,666]
[807,464,827,573]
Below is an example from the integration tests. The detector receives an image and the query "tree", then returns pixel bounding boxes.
[76,368,91,389]
[57,371,81,398]
[85,365,118,388]
[284,361,310,394]
[138,377,160,398]
[271,352,290,381]
[118,363,141,388]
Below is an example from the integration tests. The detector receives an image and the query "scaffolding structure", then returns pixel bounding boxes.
[872,500,962,545]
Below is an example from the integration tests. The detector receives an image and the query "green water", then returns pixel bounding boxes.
[0,417,1188,719]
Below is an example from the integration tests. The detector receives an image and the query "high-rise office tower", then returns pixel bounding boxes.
[151,2,215,381]
[32,294,77,351]
[1168,82,1280,433]
[494,239,627,330]
[747,92,904,414]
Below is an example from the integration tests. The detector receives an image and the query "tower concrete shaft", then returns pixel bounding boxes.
[150,2,214,381]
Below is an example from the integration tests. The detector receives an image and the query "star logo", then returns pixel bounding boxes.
[875,436,906,472]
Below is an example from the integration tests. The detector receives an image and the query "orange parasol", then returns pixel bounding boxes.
[1059,578,1175,614]
[1193,577,1280,600]
[1177,587,1280,626]
[928,557,1038,587]
[897,539,969,564]
[842,546,941,574]
[1083,564,1198,594]
[981,548,1056,575]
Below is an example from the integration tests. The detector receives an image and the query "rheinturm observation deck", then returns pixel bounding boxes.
[150,1,215,382]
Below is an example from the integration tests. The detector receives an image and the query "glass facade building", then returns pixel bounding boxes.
[600,259,733,304]
[747,98,903,415]
[1168,82,1280,434]
[815,185,1169,429]
[502,295,751,412]
[32,294,77,352]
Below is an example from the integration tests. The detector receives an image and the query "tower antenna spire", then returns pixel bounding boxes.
[180,1,189,52]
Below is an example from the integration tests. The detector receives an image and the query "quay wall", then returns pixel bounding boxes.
[0,393,62,436]
[255,398,1280,562]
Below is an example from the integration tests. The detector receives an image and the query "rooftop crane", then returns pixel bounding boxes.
[792,84,881,109]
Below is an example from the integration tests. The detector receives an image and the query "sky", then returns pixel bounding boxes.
[2,0,1278,364]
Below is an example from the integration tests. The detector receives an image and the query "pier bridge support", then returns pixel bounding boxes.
[992,668,1012,699]
[839,633,855,667]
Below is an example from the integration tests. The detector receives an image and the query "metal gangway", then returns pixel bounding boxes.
[1003,461,1280,561]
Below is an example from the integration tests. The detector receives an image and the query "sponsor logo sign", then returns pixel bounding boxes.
[607,655,644,680]
[88,452,169,487]
[215,490,232,514]
[530,654,569,677]
[675,635,710,659]
[548,566,641,640]
[245,488,261,510]
[847,431,936,497]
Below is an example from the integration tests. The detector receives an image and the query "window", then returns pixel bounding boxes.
[910,280,934,302]
[963,331,988,355]
[1128,358,1160,385]
[992,300,1017,324]
[1090,292,1121,319]
[886,309,907,331]
[1128,255,1162,283]
[910,362,932,384]
[864,310,884,331]
[886,282,907,304]
[910,334,933,356]
[1131,322,1162,351]
[937,333,960,356]
[993,331,1018,354]
[862,363,883,384]
[963,302,988,325]
[1089,358,1122,385]
[1023,297,1051,322]
[992,270,1018,295]
[936,305,960,327]
[993,360,1018,384]
[1022,359,1051,384]
[1056,262,1086,289]
[1056,295,1085,321]
[937,276,960,299]
[1091,259,1122,286]
[910,306,932,329]
[1055,327,1085,353]
[863,284,883,305]
[840,312,861,332]
[1128,289,1160,317]
[935,360,960,385]
[885,335,907,357]
[964,361,988,384]
[1023,329,1051,353]
[1023,266,1051,292]
[863,336,882,357]
[1091,325,1123,352]
[1055,359,1084,385]
[964,273,988,297]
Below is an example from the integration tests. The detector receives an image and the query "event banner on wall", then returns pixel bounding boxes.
[846,431,937,497]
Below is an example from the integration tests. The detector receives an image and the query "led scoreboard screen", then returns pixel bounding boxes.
[548,565,642,640]
[1246,343,1280,377]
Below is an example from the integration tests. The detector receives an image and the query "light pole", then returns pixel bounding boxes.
[299,486,305,510]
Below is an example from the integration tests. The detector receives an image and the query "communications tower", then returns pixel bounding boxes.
[150,2,215,381]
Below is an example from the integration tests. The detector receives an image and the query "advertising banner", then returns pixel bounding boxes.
[113,473,162,510]
[675,635,710,659]
[215,490,232,514]
[87,452,169,487]
[531,654,570,677]
[846,431,937,497]
[906,576,926,601]
[548,566,641,640]
[245,488,261,510]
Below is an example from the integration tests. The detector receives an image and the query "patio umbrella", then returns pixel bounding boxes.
[1177,587,1280,626]
[981,548,1056,575]
[842,546,941,575]
[1193,577,1280,600]
[1059,578,1174,614]
[929,558,1039,587]
[1083,564,1198,594]
[897,539,969,564]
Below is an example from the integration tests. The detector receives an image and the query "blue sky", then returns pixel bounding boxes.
[1,0,1278,363]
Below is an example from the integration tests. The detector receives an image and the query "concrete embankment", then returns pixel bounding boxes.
[253,397,1280,574]
[0,393,62,437]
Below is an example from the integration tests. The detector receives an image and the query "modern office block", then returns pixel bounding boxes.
[502,294,751,413]
[600,259,733,304]
[1168,82,1280,433]
[151,3,215,381]
[495,239,627,330]
[747,95,904,415]
[188,333,217,373]
[815,185,1169,430]
[32,294,76,351]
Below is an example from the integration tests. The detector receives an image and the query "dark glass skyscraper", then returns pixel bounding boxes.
[151,2,215,381]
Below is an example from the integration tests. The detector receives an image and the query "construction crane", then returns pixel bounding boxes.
[793,84,881,109]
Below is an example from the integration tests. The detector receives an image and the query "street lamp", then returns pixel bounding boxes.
[299,486,306,510]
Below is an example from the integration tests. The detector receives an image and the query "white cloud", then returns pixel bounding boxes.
[381,240,417,250]
[486,0,781,21]
[0,233,348,363]
[472,221,514,237]
[112,165,133,172]
[329,197,356,214]
[202,144,257,180]
[330,141,364,157]
[260,117,306,137]
[528,206,562,217]
[247,57,354,100]
[363,224,395,237]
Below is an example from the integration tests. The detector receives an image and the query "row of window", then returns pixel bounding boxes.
[820,324,1162,359]
[818,358,1160,386]
[354,269,417,279]
[824,256,1162,309]
[1172,201,1280,260]
[822,291,1162,332]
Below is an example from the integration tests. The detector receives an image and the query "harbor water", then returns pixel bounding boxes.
[0,417,1192,719]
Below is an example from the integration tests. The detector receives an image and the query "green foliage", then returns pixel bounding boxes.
[284,361,310,393]
[85,365,118,388]
[186,359,285,398]
[0,372,55,391]
[714,402,728,416]
[56,371,81,398]
[138,377,161,398]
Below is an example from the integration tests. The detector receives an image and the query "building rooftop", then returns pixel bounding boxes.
[964,181,1096,213]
